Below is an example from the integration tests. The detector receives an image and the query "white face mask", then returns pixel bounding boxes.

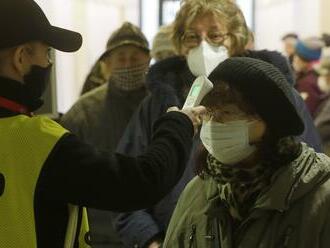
[187,41,229,77]
[200,120,257,165]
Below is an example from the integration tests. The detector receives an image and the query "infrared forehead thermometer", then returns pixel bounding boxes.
[183,75,214,109]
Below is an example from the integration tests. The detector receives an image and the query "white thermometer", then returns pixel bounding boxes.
[183,75,214,109]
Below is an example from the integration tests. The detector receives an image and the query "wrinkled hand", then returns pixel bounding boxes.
[167,105,207,135]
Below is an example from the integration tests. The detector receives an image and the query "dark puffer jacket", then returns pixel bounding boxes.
[114,52,322,248]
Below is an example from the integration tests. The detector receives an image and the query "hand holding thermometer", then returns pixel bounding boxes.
[183,75,214,109]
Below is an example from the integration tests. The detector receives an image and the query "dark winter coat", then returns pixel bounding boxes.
[295,70,323,117]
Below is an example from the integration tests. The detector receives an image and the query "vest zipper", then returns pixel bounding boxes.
[189,224,197,248]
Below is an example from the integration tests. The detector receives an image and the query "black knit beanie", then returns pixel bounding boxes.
[208,57,304,138]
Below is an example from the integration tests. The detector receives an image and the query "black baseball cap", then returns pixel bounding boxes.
[0,0,82,52]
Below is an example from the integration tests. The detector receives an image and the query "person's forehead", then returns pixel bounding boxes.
[284,38,297,45]
[187,13,226,32]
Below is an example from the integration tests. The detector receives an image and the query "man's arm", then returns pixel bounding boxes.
[38,111,194,211]
[114,94,181,248]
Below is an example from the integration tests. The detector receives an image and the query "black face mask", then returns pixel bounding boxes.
[23,64,52,110]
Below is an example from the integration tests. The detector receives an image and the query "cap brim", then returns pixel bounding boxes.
[44,25,82,52]
[99,41,149,60]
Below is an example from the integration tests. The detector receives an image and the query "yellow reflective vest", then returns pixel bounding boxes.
[0,115,90,248]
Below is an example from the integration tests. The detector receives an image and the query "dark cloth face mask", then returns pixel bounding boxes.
[23,64,52,110]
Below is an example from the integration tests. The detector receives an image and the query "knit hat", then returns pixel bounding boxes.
[295,37,324,62]
[314,56,330,76]
[101,22,149,59]
[208,57,304,137]
[151,25,176,59]
[244,50,295,86]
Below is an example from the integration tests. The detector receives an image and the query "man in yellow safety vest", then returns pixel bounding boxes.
[0,0,206,247]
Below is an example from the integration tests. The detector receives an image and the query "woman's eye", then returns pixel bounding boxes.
[209,33,224,40]
[185,33,199,40]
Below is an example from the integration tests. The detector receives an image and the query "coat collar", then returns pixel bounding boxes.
[204,144,330,213]
[146,56,195,94]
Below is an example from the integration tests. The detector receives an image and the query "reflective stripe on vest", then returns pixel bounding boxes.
[0,115,90,247]
[65,205,90,248]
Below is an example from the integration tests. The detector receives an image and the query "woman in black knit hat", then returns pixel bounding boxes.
[163,57,330,248]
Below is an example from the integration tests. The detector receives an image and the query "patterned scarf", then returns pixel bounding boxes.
[205,153,274,220]
[111,63,149,91]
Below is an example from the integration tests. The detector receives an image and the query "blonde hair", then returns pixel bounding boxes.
[172,0,249,55]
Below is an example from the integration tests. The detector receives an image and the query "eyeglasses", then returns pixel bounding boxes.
[202,106,254,123]
[182,31,228,48]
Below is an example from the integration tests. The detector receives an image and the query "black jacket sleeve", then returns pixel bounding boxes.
[37,111,193,212]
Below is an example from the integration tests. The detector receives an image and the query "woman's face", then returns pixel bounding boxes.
[292,54,308,73]
[204,103,267,144]
[181,13,230,55]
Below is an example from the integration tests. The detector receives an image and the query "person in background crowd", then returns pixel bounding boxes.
[321,33,330,57]
[81,23,150,95]
[245,29,255,50]
[0,0,207,247]
[151,24,177,62]
[80,59,109,95]
[282,33,299,64]
[322,33,330,47]
[314,56,330,155]
[293,37,325,117]
[114,1,322,248]
[61,22,151,248]
[163,57,330,248]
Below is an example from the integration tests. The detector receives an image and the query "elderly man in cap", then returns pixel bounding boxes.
[81,22,150,95]
[61,22,152,248]
[0,0,206,247]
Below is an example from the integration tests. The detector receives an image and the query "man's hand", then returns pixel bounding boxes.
[167,105,207,135]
